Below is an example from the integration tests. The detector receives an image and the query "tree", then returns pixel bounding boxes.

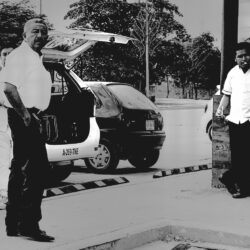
[188,33,221,90]
[64,0,190,91]
[0,0,52,51]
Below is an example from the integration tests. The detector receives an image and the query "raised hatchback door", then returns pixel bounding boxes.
[42,29,133,62]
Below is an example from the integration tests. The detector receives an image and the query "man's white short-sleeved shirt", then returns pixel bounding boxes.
[0,41,52,111]
[223,65,250,124]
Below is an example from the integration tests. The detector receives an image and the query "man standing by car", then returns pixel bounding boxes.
[0,18,54,241]
[216,42,250,198]
[0,47,13,71]
[0,47,13,209]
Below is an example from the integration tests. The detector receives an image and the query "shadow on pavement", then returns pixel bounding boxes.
[72,165,159,175]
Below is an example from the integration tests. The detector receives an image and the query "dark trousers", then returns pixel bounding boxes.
[5,109,50,231]
[227,120,250,192]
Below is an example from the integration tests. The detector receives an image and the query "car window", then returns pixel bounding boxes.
[45,36,89,52]
[108,85,157,110]
[90,84,120,117]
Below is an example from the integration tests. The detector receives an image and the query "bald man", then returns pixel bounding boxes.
[1,18,54,241]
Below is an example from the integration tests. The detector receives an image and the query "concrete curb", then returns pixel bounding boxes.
[48,219,250,250]
[43,177,129,198]
[153,164,212,179]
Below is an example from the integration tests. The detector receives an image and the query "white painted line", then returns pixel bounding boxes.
[74,184,86,190]
[179,168,186,173]
[43,190,47,197]
[115,177,125,183]
[51,188,64,195]
[95,181,106,187]
[193,166,199,171]
[165,170,172,175]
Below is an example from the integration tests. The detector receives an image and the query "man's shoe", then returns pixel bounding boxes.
[19,229,55,242]
[219,175,238,194]
[6,225,19,237]
[232,191,248,199]
[6,230,19,237]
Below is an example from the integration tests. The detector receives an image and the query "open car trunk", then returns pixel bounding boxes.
[41,29,133,145]
[43,62,94,145]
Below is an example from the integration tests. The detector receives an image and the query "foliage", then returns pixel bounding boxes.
[65,0,190,91]
[0,0,52,51]
[187,33,221,89]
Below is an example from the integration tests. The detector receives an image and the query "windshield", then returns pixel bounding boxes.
[108,84,157,110]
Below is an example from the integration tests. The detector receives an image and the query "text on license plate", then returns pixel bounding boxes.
[146,120,155,130]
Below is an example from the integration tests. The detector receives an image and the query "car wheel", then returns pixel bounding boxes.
[128,149,160,169]
[208,123,213,141]
[84,138,119,173]
[47,164,72,185]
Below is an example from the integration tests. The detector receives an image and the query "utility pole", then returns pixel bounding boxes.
[39,0,42,15]
[220,0,238,90]
[212,0,239,188]
[145,0,149,97]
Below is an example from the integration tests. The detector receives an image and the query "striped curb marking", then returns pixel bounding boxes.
[153,164,212,179]
[43,177,129,198]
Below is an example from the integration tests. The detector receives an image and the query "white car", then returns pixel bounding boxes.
[40,29,133,181]
[201,85,220,141]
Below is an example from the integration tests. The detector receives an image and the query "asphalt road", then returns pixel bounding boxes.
[63,101,211,186]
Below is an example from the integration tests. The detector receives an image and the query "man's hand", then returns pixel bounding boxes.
[23,111,32,127]
[215,107,225,119]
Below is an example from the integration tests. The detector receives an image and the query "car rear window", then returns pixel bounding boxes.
[45,35,89,52]
[90,84,120,117]
[108,85,157,110]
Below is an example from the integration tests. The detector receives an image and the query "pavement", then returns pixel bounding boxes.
[1,170,250,250]
[155,97,208,108]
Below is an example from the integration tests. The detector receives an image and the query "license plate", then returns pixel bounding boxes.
[146,120,155,130]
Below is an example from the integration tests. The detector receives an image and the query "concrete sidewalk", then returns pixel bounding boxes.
[1,170,250,250]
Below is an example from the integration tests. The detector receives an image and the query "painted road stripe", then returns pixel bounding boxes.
[193,166,199,171]
[115,177,126,184]
[179,168,185,173]
[153,164,212,179]
[50,188,64,195]
[44,177,129,198]
[74,184,86,190]
[95,181,106,187]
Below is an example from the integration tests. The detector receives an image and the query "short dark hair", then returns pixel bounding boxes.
[235,42,250,54]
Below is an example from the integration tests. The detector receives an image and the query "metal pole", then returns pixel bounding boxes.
[220,0,238,91]
[145,0,149,97]
[39,0,42,15]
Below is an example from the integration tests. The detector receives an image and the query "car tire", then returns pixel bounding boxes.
[208,123,213,141]
[84,138,119,173]
[128,149,160,169]
[47,164,72,184]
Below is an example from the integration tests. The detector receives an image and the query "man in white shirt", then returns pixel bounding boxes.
[0,47,13,209]
[216,42,250,198]
[0,48,13,71]
[1,18,54,241]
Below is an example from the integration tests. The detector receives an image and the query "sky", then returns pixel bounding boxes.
[10,0,250,48]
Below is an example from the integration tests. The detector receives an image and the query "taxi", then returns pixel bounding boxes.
[41,29,133,181]
[83,81,166,173]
